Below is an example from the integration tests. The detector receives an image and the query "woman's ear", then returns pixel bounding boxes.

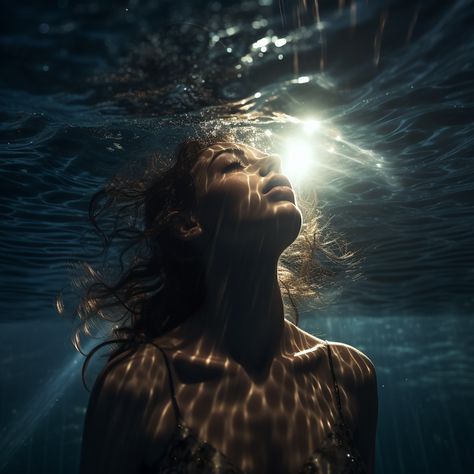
[169,211,203,241]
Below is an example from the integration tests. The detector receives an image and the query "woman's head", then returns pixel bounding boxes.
[61,131,355,384]
[162,140,303,261]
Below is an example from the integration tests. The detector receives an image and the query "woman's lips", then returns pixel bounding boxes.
[262,175,293,194]
[265,185,295,203]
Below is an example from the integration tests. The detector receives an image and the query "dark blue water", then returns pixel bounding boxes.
[1,0,473,473]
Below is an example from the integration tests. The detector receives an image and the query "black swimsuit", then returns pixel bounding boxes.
[142,341,367,474]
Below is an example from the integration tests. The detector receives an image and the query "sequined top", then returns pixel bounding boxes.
[142,341,367,474]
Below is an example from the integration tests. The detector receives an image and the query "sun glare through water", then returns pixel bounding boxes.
[282,138,314,182]
[280,118,322,183]
[261,114,388,190]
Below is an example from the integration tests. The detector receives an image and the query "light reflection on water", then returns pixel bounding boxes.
[1,0,473,472]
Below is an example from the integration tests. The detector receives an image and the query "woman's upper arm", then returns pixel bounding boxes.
[80,346,165,474]
[351,349,378,474]
[331,343,378,474]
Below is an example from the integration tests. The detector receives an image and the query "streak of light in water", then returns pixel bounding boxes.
[0,340,96,472]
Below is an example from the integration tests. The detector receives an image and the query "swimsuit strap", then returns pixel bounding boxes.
[325,340,346,425]
[147,341,183,424]
[146,340,346,431]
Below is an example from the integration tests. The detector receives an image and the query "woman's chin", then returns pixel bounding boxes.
[266,205,303,249]
[274,201,303,227]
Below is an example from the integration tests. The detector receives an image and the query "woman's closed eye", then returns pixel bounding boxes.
[223,159,245,172]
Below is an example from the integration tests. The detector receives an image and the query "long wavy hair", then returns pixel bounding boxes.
[58,132,356,389]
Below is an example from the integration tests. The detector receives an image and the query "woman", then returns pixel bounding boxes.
[76,135,378,474]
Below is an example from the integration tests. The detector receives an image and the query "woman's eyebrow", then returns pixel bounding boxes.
[207,147,247,168]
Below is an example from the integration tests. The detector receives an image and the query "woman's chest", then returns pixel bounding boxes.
[143,356,358,473]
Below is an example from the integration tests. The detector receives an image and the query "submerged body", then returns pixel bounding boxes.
[81,319,377,474]
[79,141,378,473]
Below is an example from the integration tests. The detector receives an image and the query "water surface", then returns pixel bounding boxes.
[1,0,473,472]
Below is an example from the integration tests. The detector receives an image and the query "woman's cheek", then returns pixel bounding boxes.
[197,181,262,229]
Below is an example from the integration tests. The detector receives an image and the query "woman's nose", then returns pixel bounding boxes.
[259,154,282,176]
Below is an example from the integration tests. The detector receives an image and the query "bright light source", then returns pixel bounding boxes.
[282,138,314,182]
[297,76,310,84]
[252,37,271,49]
[302,119,320,134]
[274,38,287,47]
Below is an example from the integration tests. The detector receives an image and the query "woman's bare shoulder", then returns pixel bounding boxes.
[287,320,376,387]
[327,341,378,473]
[81,342,173,474]
[325,340,377,391]
[91,342,169,402]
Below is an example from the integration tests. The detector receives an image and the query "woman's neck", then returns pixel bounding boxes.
[191,248,291,381]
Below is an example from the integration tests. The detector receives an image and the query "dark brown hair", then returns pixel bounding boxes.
[58,132,356,389]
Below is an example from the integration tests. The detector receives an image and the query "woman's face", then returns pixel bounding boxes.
[190,142,303,255]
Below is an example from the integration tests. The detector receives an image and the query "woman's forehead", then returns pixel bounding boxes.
[197,142,265,163]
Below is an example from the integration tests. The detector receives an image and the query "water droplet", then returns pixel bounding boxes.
[274,38,287,47]
[225,26,238,36]
[251,19,268,29]
[297,76,310,84]
[252,37,271,49]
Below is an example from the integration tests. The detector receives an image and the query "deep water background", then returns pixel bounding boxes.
[1,0,473,473]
